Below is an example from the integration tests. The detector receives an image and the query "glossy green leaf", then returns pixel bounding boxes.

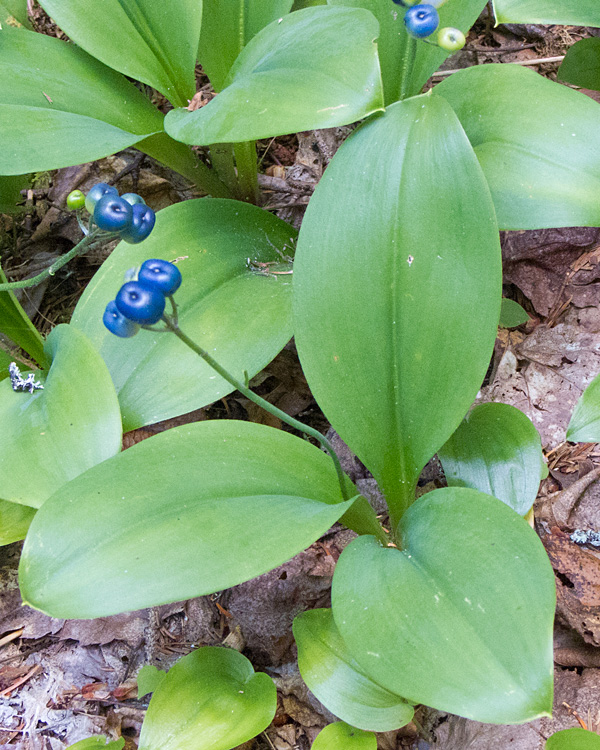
[67,738,124,750]
[71,199,296,431]
[19,420,357,618]
[293,93,501,522]
[294,609,413,731]
[0,174,29,213]
[139,647,276,750]
[332,488,555,724]
[436,64,600,230]
[0,498,36,546]
[199,0,294,92]
[567,370,600,442]
[0,268,47,367]
[38,0,202,105]
[0,26,164,175]
[137,665,167,699]
[499,298,529,328]
[546,728,600,750]
[0,0,30,27]
[166,6,383,145]
[328,0,487,103]
[559,39,600,91]
[438,403,543,516]
[493,0,600,26]
[312,722,376,750]
[0,324,122,509]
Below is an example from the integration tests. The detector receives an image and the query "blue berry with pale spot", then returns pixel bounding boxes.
[103,300,140,337]
[404,4,439,38]
[138,259,181,296]
[93,195,133,232]
[115,280,166,325]
[119,204,156,244]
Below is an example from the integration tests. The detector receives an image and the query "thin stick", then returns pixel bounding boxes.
[432,56,565,78]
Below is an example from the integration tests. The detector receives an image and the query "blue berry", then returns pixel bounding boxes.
[93,195,133,232]
[85,182,118,214]
[115,281,166,325]
[120,193,146,206]
[103,300,140,337]
[119,204,156,244]
[137,259,182,296]
[404,4,439,38]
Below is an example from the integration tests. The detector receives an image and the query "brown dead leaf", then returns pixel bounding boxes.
[502,227,600,317]
[544,533,600,645]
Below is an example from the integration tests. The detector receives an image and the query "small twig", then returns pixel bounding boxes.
[0,628,23,647]
[552,465,600,525]
[0,664,43,698]
[432,56,565,78]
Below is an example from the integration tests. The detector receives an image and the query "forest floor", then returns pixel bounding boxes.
[2,5,600,750]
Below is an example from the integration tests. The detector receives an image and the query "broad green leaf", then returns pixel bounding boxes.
[293,93,501,522]
[293,0,325,7]
[559,39,600,92]
[546,728,600,750]
[38,0,202,106]
[294,609,413,732]
[19,420,357,618]
[67,738,124,750]
[567,370,600,442]
[499,298,529,328]
[166,6,383,145]
[438,403,543,516]
[332,488,555,724]
[436,64,600,230]
[0,0,30,27]
[199,0,294,92]
[0,26,164,175]
[493,0,600,26]
[139,647,276,750]
[71,199,296,432]
[0,324,122,508]
[246,0,293,38]
[312,722,376,750]
[0,498,36,545]
[137,665,167,699]
[0,268,47,367]
[328,0,487,103]
[0,174,29,213]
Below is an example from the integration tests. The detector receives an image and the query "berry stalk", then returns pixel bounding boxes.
[0,231,104,292]
[162,315,352,504]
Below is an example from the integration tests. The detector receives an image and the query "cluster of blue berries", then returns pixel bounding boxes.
[66,183,156,244]
[392,0,465,50]
[103,259,182,337]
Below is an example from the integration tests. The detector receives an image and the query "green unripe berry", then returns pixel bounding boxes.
[66,190,85,210]
[437,27,466,51]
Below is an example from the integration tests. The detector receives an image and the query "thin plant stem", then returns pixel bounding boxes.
[0,231,105,292]
[163,316,351,503]
[399,35,418,100]
[234,141,259,203]
[209,144,241,195]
